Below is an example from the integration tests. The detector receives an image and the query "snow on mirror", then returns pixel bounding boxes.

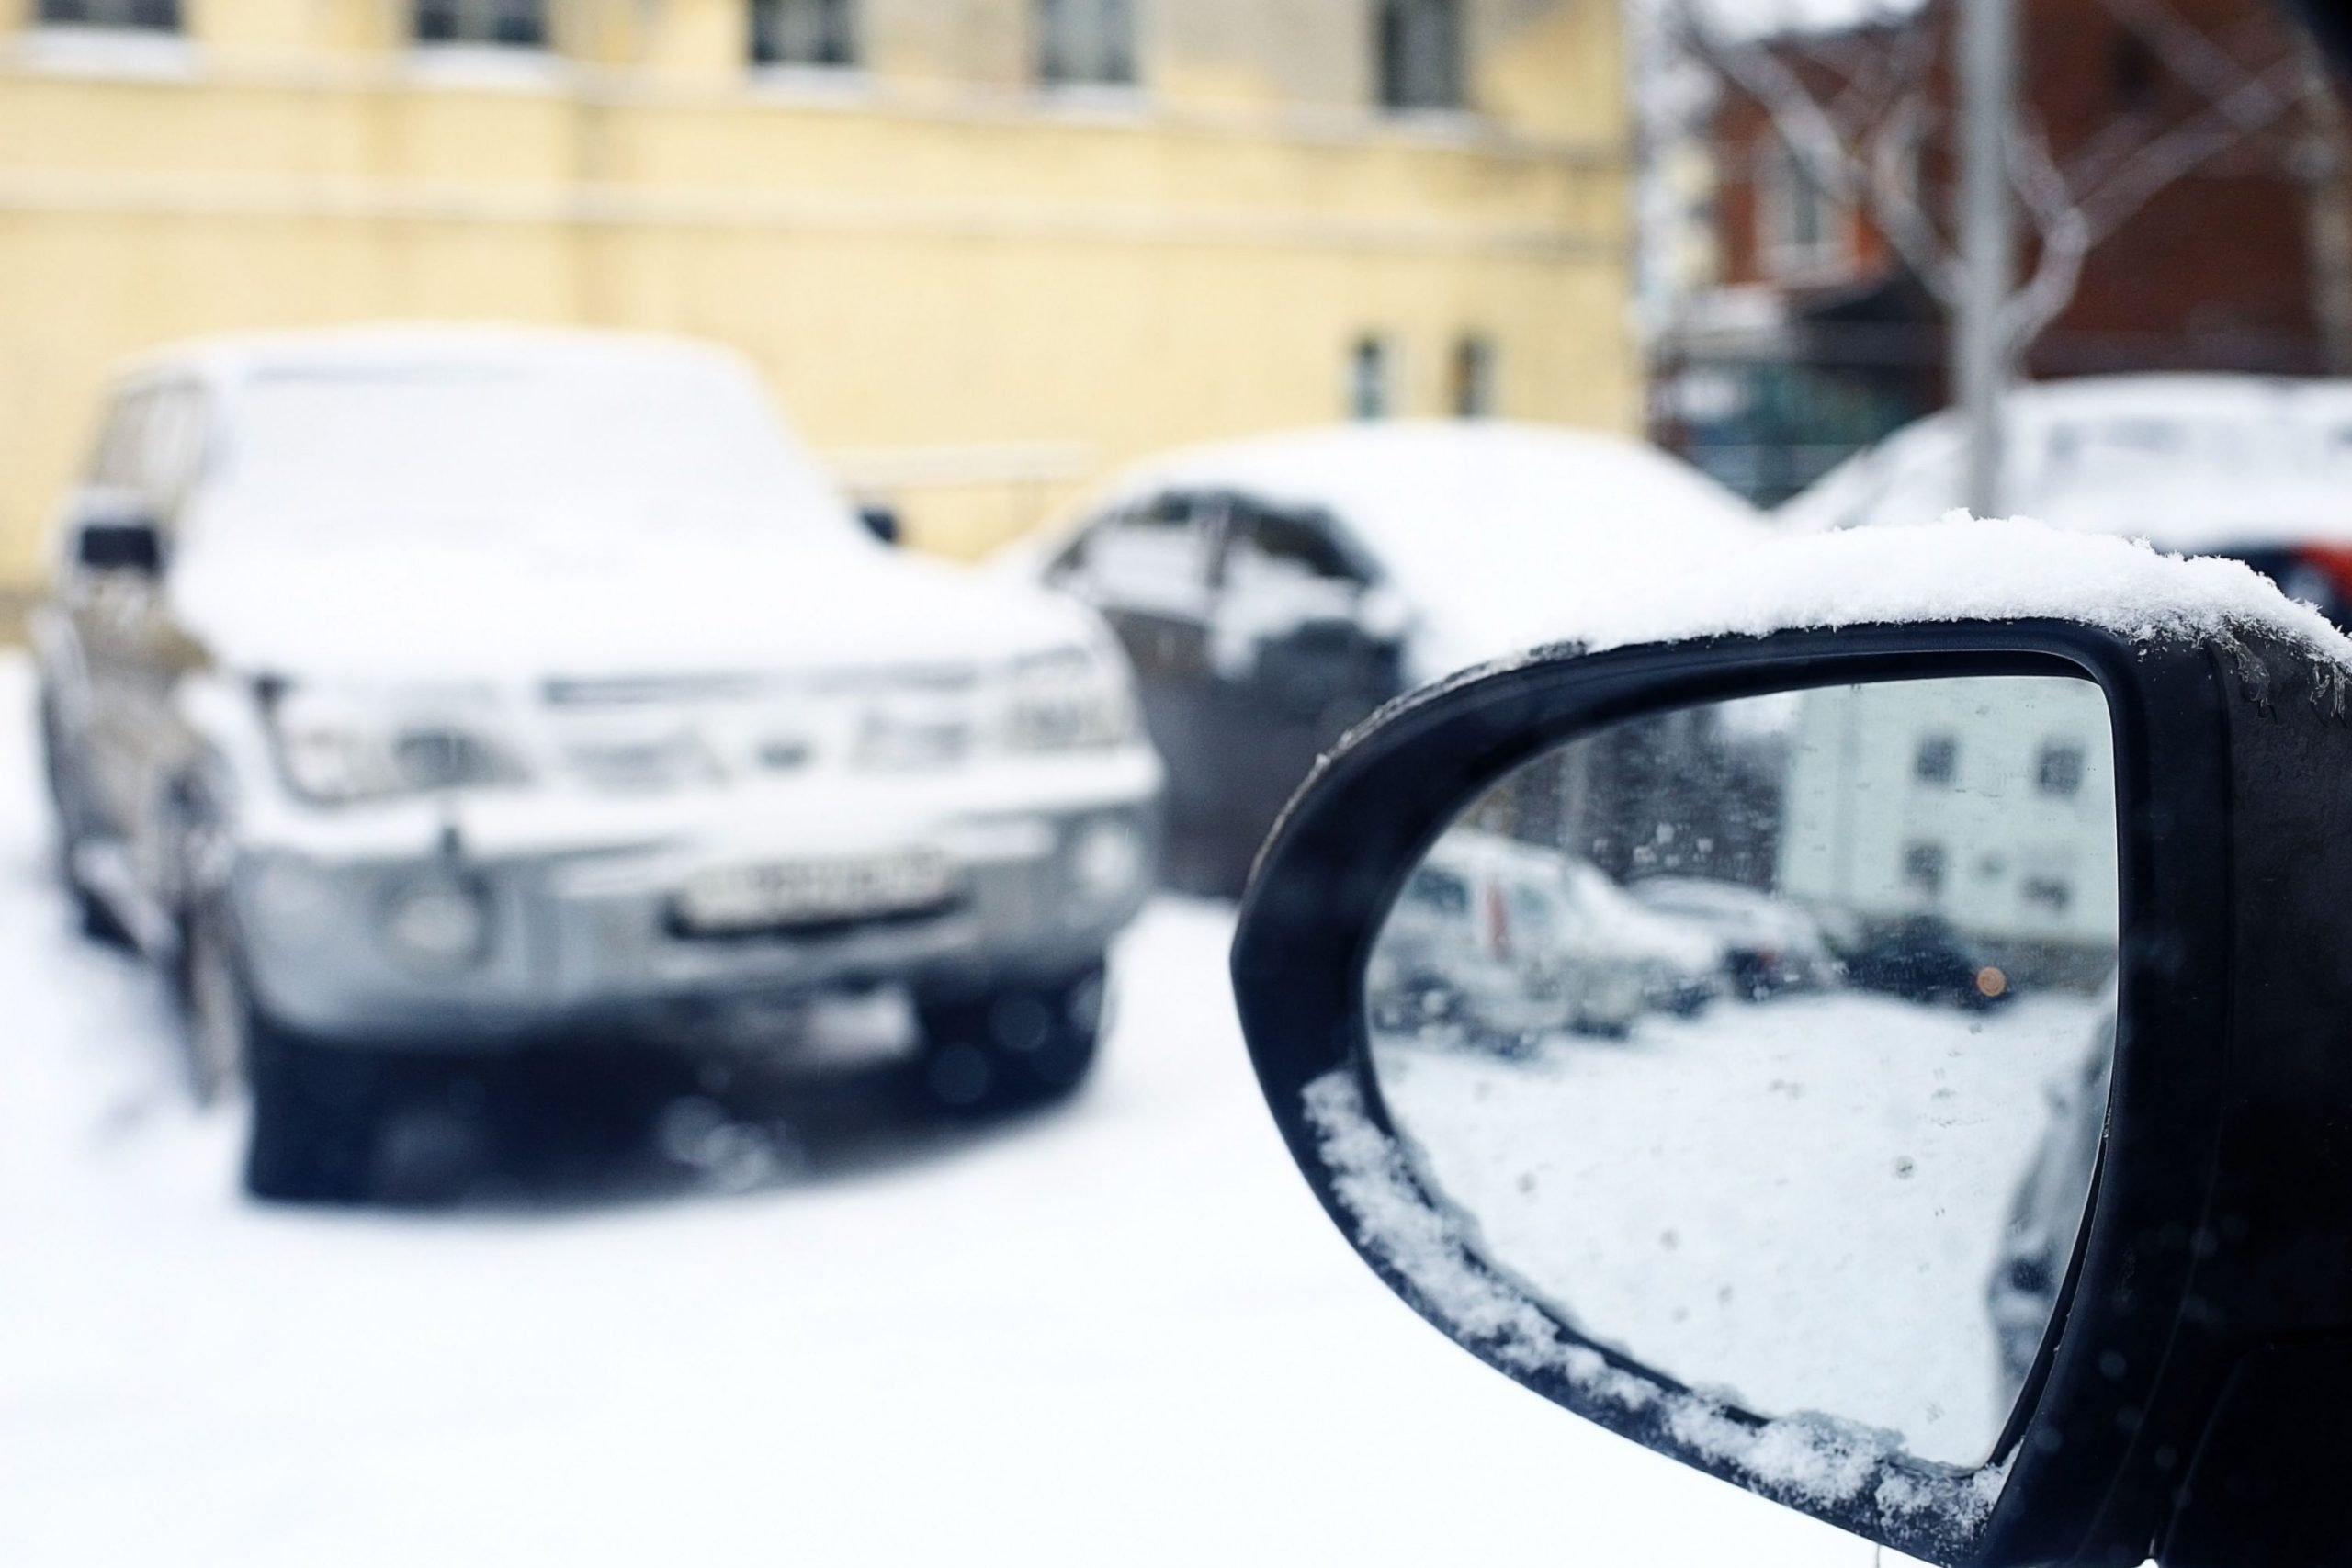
[1362,675,2120,1470]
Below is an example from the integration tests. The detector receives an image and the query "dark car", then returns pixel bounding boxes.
[1841,914,2018,1009]
[1018,422,1765,894]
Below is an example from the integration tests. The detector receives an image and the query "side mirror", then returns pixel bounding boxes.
[858,505,901,547]
[74,513,163,576]
[1231,524,2352,1568]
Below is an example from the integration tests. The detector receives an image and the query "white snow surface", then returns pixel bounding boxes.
[0,655,1896,1568]
[1303,1070,2010,1546]
[1487,514,2352,673]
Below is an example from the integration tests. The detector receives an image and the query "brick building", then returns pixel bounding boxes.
[1657,0,2347,502]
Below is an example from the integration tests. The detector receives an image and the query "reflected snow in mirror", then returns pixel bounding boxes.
[1363,675,2120,1469]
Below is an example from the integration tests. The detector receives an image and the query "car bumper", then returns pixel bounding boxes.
[228,755,1160,1047]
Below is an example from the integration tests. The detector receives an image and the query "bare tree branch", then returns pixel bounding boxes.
[1659,0,2307,367]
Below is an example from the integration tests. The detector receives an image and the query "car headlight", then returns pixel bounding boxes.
[265,686,531,805]
[1005,646,1137,753]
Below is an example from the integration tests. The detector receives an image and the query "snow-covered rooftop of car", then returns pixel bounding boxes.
[1780,373,2352,550]
[1065,421,1770,668]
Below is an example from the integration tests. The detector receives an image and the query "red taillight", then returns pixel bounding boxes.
[2293,545,2352,606]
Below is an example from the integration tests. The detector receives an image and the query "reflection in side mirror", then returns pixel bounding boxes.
[1363,675,2119,1470]
[75,516,164,576]
[858,504,901,547]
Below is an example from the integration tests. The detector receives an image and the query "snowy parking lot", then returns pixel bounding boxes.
[0,654,1887,1568]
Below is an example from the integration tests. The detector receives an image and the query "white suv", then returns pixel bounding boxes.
[34,328,1161,1201]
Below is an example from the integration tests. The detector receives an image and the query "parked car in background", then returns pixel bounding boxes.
[1016,423,1768,893]
[34,328,1163,1202]
[1367,829,1657,1049]
[1623,874,1843,999]
[1780,375,2352,626]
[1555,860,1727,1018]
[1842,915,2018,1010]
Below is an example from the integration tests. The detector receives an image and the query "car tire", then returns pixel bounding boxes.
[914,963,1108,1115]
[243,1018,395,1206]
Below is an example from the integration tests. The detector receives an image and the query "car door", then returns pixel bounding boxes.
[1044,490,1226,874]
[1197,499,1405,886]
[65,379,212,911]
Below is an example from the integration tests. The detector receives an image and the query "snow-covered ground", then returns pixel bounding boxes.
[0,654,1890,1568]
[1376,987,2102,1469]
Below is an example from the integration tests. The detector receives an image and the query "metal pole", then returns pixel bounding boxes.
[1956,0,2018,516]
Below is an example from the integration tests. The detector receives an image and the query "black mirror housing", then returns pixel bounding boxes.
[1232,580,2352,1566]
[74,511,164,576]
[858,505,900,547]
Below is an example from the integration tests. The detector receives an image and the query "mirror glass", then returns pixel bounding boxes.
[1363,674,2120,1469]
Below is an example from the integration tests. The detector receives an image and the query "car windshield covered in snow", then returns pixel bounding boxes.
[206,353,849,543]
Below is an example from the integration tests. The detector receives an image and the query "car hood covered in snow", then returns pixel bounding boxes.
[1022,422,1771,681]
[170,528,1102,686]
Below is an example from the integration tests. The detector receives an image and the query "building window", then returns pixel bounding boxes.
[2023,876,2074,913]
[2037,742,2086,797]
[1350,336,1392,421]
[752,0,855,66]
[1914,734,1957,786]
[1902,841,1948,897]
[1038,0,1136,87]
[37,0,179,28]
[1378,0,1464,111]
[1762,142,1844,276]
[1451,335,1496,418]
[414,0,546,48]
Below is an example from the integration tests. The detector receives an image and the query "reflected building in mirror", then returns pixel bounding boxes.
[1777,679,2118,989]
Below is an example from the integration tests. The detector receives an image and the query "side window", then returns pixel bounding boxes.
[1069,491,1215,614]
[1226,504,1366,588]
[86,389,152,490]
[136,386,209,514]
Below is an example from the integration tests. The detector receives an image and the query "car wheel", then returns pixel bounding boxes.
[242,997,391,1207]
[914,963,1108,1115]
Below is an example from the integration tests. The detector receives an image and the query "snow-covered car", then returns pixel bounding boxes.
[1623,874,1843,998]
[1555,860,1728,1017]
[1012,423,1768,893]
[1367,829,1673,1048]
[1779,374,2352,625]
[33,327,1162,1201]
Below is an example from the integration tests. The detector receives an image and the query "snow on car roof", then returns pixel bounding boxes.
[1078,421,1769,661]
[1476,514,2352,677]
[1780,374,2352,551]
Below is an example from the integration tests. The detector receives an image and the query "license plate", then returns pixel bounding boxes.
[674,850,961,934]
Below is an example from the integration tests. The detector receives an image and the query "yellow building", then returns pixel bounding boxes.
[0,0,1635,608]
